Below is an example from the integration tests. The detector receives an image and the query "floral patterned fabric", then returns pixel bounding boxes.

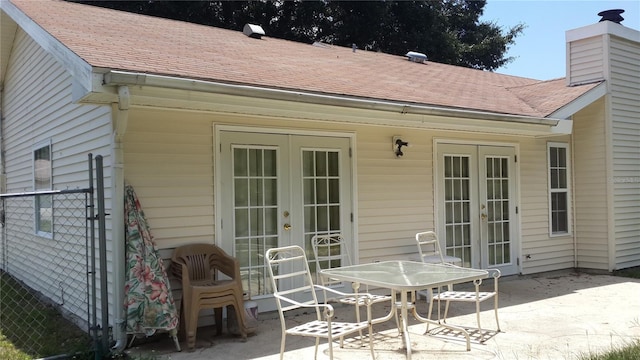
[123,184,178,336]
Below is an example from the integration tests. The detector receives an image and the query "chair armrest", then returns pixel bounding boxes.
[179,263,192,287]
[487,268,501,292]
[215,254,238,276]
[314,285,373,305]
[274,293,338,317]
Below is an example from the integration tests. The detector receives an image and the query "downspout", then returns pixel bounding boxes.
[570,123,578,269]
[0,86,6,194]
[0,87,6,263]
[110,86,129,353]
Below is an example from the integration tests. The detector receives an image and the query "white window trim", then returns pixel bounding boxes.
[547,142,572,237]
[33,140,53,238]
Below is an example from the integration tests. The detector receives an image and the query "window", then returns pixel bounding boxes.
[547,143,570,235]
[34,142,52,236]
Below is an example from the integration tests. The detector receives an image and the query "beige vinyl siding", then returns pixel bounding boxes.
[356,128,435,262]
[123,108,216,250]
[518,138,575,274]
[568,36,605,85]
[609,36,640,269]
[2,29,112,326]
[573,98,609,270]
[124,105,577,277]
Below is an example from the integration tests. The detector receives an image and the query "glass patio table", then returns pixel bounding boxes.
[320,260,489,359]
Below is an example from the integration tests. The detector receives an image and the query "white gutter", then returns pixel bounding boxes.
[103,71,568,133]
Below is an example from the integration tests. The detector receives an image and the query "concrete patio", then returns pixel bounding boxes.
[127,270,640,360]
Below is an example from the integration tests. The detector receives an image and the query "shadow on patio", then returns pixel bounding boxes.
[126,270,640,360]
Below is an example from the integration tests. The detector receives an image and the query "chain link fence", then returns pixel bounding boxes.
[0,189,97,358]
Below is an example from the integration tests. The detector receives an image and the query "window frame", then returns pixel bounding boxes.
[33,140,53,237]
[547,142,572,236]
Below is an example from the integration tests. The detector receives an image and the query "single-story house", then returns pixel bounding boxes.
[1,0,638,348]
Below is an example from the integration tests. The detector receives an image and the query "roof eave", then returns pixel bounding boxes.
[1,0,93,94]
[102,70,568,137]
[547,81,607,119]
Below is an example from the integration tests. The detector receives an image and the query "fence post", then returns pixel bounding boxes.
[95,155,110,356]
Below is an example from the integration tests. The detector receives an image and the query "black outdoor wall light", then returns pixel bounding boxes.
[393,136,409,157]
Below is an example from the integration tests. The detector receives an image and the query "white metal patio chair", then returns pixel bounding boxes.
[416,231,501,341]
[311,234,399,329]
[265,245,375,360]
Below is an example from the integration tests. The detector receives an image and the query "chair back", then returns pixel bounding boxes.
[311,234,351,286]
[172,243,239,282]
[415,231,446,264]
[265,245,322,319]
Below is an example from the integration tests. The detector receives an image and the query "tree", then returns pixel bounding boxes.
[71,0,524,71]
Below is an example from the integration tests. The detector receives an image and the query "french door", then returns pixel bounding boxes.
[218,131,353,311]
[437,144,519,275]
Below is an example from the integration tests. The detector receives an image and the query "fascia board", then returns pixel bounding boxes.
[548,82,607,119]
[103,70,563,137]
[0,0,92,94]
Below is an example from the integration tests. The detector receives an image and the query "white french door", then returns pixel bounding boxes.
[218,131,353,311]
[437,144,519,275]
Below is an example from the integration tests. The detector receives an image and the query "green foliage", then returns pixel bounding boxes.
[71,0,524,71]
[613,267,640,279]
[578,340,640,360]
[0,272,93,359]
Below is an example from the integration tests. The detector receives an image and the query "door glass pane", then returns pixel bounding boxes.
[316,179,328,203]
[302,149,342,279]
[264,149,277,177]
[303,151,314,177]
[234,148,247,176]
[304,179,315,204]
[233,146,278,298]
[249,149,262,176]
[328,179,339,203]
[443,155,472,267]
[315,152,327,176]
[485,156,511,266]
[234,179,248,206]
[328,152,339,176]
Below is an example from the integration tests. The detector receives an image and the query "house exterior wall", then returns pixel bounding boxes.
[567,36,605,85]
[573,98,609,270]
[519,137,576,274]
[1,29,113,323]
[124,106,574,275]
[567,22,640,271]
[609,35,640,269]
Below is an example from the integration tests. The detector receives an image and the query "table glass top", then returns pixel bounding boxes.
[320,260,488,290]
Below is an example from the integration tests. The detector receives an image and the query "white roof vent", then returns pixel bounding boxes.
[405,51,427,63]
[243,23,265,39]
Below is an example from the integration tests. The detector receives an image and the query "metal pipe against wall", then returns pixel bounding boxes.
[95,155,109,355]
[87,154,100,359]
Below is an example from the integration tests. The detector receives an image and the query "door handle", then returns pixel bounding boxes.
[283,223,292,231]
[480,213,488,220]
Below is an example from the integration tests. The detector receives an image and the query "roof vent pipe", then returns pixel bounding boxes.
[243,23,265,39]
[598,9,624,24]
[405,51,427,63]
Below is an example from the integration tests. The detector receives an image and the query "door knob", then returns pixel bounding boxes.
[480,213,488,220]
[283,223,292,230]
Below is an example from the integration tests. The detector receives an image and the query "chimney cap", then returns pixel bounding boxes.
[598,9,624,24]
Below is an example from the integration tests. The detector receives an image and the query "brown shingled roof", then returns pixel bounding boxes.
[10,0,599,117]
